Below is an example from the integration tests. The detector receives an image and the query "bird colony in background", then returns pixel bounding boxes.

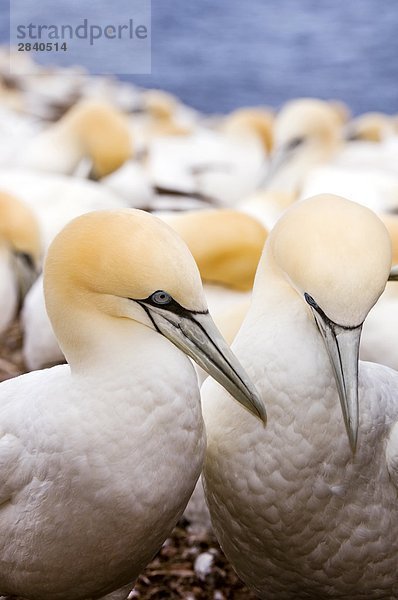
[1,48,398,599]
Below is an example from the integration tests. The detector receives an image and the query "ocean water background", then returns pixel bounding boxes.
[1,0,398,115]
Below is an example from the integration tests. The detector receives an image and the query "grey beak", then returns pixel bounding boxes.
[305,294,362,452]
[140,302,266,423]
[12,251,40,311]
[260,138,304,188]
[389,265,398,281]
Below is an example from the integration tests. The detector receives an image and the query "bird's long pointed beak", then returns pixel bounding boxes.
[261,147,289,188]
[307,298,362,452]
[389,265,398,281]
[260,141,302,188]
[12,252,40,312]
[142,304,266,423]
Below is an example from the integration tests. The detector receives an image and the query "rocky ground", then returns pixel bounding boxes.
[0,320,257,600]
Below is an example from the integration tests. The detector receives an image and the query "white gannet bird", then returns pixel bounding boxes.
[148,125,266,207]
[0,191,41,335]
[221,106,275,156]
[344,112,396,143]
[18,99,132,178]
[264,98,345,194]
[0,208,264,600]
[201,194,398,599]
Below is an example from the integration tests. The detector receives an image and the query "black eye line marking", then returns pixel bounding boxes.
[285,136,305,152]
[130,291,209,318]
[14,251,35,270]
[304,292,361,332]
[140,304,161,334]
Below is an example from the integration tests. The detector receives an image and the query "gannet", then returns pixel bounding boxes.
[0,191,41,335]
[221,107,275,155]
[345,112,395,143]
[202,194,398,599]
[19,99,132,178]
[148,127,265,207]
[0,169,130,370]
[0,208,264,600]
[264,98,345,193]
[128,89,197,158]
[265,100,398,212]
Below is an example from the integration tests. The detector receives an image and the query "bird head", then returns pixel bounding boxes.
[63,100,133,178]
[44,209,266,422]
[265,98,345,189]
[265,193,391,450]
[0,191,41,303]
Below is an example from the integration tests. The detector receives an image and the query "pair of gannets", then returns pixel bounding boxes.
[202,193,398,599]
[0,208,264,600]
[0,191,40,335]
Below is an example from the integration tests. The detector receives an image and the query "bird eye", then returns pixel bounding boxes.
[151,290,173,305]
[15,251,35,270]
[304,293,318,309]
[287,136,305,151]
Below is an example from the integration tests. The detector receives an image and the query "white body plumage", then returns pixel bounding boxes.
[203,282,398,599]
[202,194,398,599]
[0,331,204,599]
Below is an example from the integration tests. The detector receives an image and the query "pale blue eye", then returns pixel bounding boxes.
[151,291,172,305]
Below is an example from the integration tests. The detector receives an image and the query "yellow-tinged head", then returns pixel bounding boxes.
[0,191,41,267]
[222,107,274,153]
[143,89,177,120]
[262,193,391,451]
[45,209,205,318]
[266,193,391,327]
[264,99,346,192]
[62,100,133,177]
[44,209,266,422]
[143,89,192,136]
[345,112,394,142]
[274,98,344,157]
[163,210,267,291]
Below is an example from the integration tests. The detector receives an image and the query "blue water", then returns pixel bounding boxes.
[1,0,398,115]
